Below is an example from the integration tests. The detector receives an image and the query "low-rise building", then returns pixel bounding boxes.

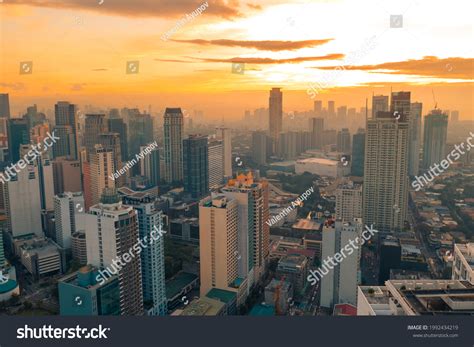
[14,236,66,279]
[264,279,293,315]
[58,265,120,316]
[358,280,474,315]
[169,217,199,244]
[452,243,474,284]
[276,254,308,295]
[178,296,226,316]
[295,158,349,178]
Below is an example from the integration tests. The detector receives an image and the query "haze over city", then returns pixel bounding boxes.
[0,1,473,346]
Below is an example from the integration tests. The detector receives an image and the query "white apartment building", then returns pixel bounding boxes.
[85,190,143,315]
[208,139,224,188]
[363,107,409,232]
[320,219,362,308]
[335,181,362,222]
[452,243,474,285]
[216,127,232,178]
[3,165,43,237]
[54,192,85,248]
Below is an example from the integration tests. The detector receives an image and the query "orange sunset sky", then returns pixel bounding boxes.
[0,0,473,120]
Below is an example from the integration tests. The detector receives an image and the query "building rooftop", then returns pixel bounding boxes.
[333,303,357,316]
[59,265,111,289]
[180,297,224,316]
[292,219,321,231]
[249,304,275,316]
[165,272,198,300]
[386,280,474,315]
[16,236,60,258]
[205,288,236,304]
[277,254,308,270]
[265,279,292,292]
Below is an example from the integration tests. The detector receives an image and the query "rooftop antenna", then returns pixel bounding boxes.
[366,98,368,120]
[431,89,438,109]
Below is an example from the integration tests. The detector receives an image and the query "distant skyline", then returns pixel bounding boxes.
[1,0,472,119]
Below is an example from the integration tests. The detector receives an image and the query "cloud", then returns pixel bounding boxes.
[70,83,86,91]
[0,83,26,91]
[192,53,345,64]
[170,38,333,51]
[155,59,196,63]
[246,3,262,10]
[316,56,474,79]
[7,0,246,19]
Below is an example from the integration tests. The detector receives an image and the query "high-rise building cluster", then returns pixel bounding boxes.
[0,86,471,318]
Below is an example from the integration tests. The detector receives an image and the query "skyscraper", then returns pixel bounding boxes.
[363,108,409,233]
[140,146,160,187]
[327,101,335,117]
[422,109,448,171]
[7,118,30,162]
[54,192,85,248]
[3,165,43,237]
[37,155,55,211]
[163,108,183,183]
[108,118,128,161]
[408,102,423,176]
[221,173,270,283]
[314,100,322,116]
[128,113,153,160]
[336,128,351,153]
[269,88,282,153]
[183,135,209,199]
[55,102,78,160]
[216,127,232,178]
[199,195,239,297]
[335,181,362,222]
[208,139,224,188]
[337,106,347,124]
[98,132,124,187]
[0,94,10,119]
[320,219,362,308]
[278,132,298,160]
[84,114,108,156]
[390,91,411,117]
[52,158,82,194]
[310,117,324,149]
[89,145,115,206]
[371,95,389,117]
[52,125,74,159]
[351,128,365,177]
[251,131,267,165]
[122,193,167,316]
[85,189,143,315]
